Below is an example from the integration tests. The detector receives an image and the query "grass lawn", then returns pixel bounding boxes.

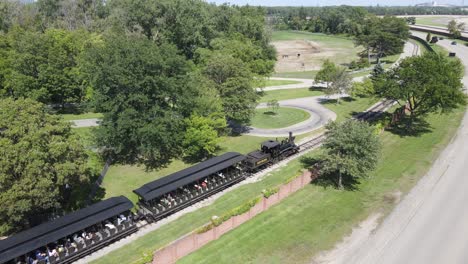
[271,31,356,49]
[263,79,302,87]
[259,88,324,103]
[321,97,379,122]
[61,112,103,121]
[250,107,310,129]
[178,106,466,264]
[415,16,450,27]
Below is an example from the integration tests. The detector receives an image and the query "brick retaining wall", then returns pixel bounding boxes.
[153,171,314,264]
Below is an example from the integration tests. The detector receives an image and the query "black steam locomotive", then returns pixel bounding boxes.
[244,132,299,171]
[0,133,299,264]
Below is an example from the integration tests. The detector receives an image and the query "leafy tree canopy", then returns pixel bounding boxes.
[81,35,209,168]
[183,113,227,162]
[0,98,91,235]
[0,27,95,106]
[374,51,465,119]
[319,120,381,189]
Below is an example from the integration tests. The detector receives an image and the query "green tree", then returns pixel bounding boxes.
[0,98,91,235]
[448,19,465,39]
[319,120,381,189]
[355,16,409,62]
[0,28,93,106]
[203,52,259,125]
[314,59,339,89]
[183,113,227,162]
[267,99,280,114]
[81,35,204,169]
[327,67,352,103]
[426,32,432,42]
[351,78,374,98]
[370,63,385,81]
[375,52,465,121]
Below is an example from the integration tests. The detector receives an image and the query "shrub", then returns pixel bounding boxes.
[262,187,279,198]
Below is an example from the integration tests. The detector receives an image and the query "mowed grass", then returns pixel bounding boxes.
[178,106,466,264]
[321,97,379,122]
[259,88,324,103]
[250,107,310,129]
[415,16,450,27]
[61,112,103,121]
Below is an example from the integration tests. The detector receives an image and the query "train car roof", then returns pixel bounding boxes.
[0,196,133,263]
[133,152,245,202]
[262,140,280,149]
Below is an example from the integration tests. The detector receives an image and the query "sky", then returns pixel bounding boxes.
[206,0,465,6]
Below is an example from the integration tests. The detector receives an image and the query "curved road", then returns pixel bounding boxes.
[244,95,339,137]
[345,31,468,264]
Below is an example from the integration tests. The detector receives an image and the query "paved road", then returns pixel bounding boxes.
[346,31,468,264]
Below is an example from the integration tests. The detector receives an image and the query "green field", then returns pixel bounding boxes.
[178,106,466,264]
[259,88,324,103]
[271,31,357,48]
[415,16,450,27]
[321,97,378,122]
[250,107,310,129]
[61,112,103,121]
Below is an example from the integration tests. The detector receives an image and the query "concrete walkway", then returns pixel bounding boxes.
[70,118,100,128]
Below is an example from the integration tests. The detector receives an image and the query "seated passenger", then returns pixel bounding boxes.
[85,232,94,241]
[105,221,116,230]
[201,181,207,188]
[57,244,66,254]
[35,250,48,263]
[117,214,127,225]
[47,247,59,258]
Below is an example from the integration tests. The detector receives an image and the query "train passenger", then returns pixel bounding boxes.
[105,220,116,230]
[47,247,58,258]
[201,181,207,188]
[117,214,127,225]
[35,250,48,263]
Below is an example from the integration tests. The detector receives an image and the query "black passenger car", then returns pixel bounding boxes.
[0,196,136,264]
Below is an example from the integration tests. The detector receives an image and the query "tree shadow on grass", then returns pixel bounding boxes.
[318,96,355,105]
[300,156,359,191]
[263,111,277,116]
[386,115,432,137]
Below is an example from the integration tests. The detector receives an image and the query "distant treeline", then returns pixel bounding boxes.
[266,6,468,18]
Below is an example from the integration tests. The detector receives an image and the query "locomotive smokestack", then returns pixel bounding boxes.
[289,131,293,142]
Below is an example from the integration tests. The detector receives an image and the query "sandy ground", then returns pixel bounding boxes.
[272,40,341,72]
[310,32,468,264]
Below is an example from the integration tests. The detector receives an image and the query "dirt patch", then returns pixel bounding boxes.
[272,40,339,73]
